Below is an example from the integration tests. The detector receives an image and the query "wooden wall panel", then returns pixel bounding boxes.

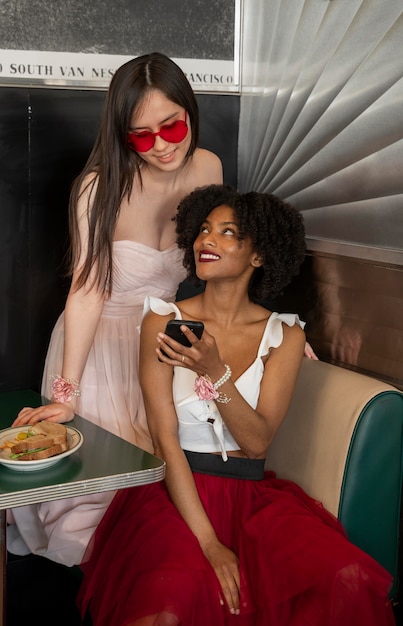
[274,252,403,390]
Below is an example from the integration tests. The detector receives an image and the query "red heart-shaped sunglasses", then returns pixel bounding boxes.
[127,112,188,153]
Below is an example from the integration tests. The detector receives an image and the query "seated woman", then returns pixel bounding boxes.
[78,185,394,626]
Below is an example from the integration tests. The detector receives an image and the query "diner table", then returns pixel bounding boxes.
[0,389,165,626]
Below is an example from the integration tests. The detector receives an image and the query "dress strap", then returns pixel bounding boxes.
[257,312,305,357]
[142,296,182,320]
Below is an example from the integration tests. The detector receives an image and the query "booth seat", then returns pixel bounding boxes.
[266,358,403,599]
[6,363,403,623]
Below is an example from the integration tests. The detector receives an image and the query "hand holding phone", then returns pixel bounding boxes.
[159,319,204,360]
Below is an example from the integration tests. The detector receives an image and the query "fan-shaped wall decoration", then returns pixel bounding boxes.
[238,0,403,254]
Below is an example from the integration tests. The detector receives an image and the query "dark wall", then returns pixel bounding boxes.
[0,88,239,392]
[0,90,30,390]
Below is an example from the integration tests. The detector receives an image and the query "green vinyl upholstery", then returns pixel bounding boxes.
[266,358,403,598]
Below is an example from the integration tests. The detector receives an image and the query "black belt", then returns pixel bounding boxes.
[184,450,265,480]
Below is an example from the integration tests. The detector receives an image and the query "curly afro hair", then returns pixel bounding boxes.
[176,184,306,302]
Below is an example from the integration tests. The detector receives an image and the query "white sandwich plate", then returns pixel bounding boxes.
[0,425,83,471]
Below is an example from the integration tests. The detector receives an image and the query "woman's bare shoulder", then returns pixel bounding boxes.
[75,172,99,219]
[192,148,223,184]
[77,172,98,203]
[173,294,202,318]
[79,171,98,194]
[281,321,306,350]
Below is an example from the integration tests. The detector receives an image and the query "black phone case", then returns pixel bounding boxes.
[164,319,204,347]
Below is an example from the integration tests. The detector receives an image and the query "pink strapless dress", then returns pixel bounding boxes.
[8,242,187,565]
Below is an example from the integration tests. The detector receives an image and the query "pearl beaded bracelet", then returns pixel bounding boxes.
[213,364,232,390]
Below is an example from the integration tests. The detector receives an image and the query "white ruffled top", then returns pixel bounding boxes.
[143,296,305,461]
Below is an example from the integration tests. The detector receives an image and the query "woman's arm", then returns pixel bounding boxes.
[140,311,242,614]
[14,177,105,426]
[215,324,305,457]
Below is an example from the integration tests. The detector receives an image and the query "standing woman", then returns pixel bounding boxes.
[7,52,223,566]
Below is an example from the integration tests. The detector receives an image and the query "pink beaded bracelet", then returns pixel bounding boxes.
[50,375,81,403]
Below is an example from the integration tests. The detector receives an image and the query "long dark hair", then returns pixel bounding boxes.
[68,52,199,295]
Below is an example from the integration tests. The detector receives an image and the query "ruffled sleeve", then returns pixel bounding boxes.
[142,295,182,320]
[257,312,305,357]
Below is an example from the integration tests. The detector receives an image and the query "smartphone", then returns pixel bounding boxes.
[165,320,204,346]
[160,319,204,359]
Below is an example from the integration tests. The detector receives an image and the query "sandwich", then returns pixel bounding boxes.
[10,422,68,461]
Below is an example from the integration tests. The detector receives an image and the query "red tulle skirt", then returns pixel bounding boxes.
[77,471,395,626]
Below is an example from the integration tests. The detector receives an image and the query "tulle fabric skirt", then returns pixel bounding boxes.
[78,471,395,626]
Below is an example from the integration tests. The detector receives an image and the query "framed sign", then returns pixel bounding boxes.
[0,0,241,92]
